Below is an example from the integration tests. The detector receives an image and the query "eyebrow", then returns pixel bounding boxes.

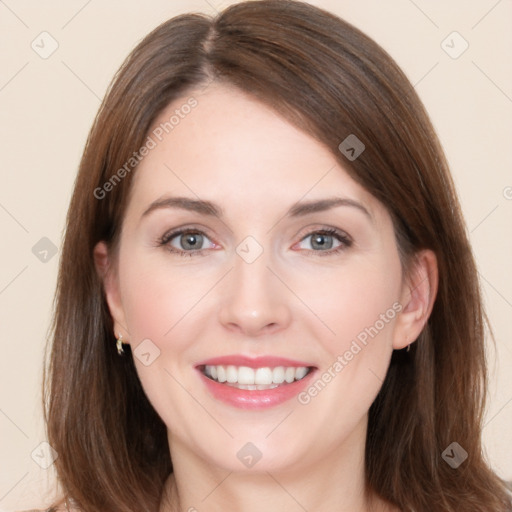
[142,196,222,218]
[141,195,372,221]
[288,197,371,220]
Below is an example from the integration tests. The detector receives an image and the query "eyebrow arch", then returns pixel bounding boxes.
[288,197,372,220]
[141,195,371,221]
[142,196,223,218]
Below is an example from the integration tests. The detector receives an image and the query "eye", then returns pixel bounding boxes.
[295,228,352,255]
[158,229,217,256]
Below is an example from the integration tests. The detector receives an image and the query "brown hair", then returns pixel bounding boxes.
[44,1,512,510]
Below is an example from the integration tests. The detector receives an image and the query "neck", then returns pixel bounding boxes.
[159,420,393,512]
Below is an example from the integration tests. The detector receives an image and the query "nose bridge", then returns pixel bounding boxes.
[234,251,271,299]
[217,242,291,335]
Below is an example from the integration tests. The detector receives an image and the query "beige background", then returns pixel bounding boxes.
[0,0,511,509]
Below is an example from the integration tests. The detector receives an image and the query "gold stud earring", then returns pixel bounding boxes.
[116,334,125,355]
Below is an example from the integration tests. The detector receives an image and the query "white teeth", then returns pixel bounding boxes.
[285,367,296,383]
[225,383,281,390]
[216,366,227,383]
[238,366,255,385]
[226,365,238,383]
[272,366,285,384]
[203,364,311,385]
[295,367,308,380]
[255,367,273,385]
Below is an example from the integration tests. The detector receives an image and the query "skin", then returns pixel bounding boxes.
[95,83,437,512]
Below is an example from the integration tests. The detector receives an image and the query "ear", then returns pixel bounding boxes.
[393,249,438,350]
[93,241,130,344]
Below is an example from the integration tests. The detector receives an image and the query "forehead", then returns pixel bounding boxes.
[127,83,379,219]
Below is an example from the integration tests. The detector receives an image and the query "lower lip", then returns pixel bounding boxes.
[197,368,317,410]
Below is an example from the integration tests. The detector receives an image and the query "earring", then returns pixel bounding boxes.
[116,333,125,355]
[406,343,411,352]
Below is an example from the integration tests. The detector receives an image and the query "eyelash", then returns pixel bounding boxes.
[157,228,215,258]
[157,227,353,258]
[298,228,353,256]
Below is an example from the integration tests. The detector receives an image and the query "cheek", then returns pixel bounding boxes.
[120,266,170,342]
[118,254,218,352]
[296,255,403,349]
[117,256,210,435]
[294,261,403,430]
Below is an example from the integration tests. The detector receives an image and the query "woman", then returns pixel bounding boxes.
[39,0,511,510]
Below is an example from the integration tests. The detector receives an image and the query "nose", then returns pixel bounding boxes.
[217,251,292,337]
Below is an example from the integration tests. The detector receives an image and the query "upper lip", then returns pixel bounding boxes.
[195,355,316,369]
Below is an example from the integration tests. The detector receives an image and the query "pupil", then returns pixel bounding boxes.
[181,233,202,250]
[311,234,333,250]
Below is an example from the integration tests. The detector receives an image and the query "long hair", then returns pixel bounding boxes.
[44,1,512,510]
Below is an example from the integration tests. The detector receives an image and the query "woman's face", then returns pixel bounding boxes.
[99,83,426,475]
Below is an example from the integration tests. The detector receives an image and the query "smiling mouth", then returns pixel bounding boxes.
[198,364,315,390]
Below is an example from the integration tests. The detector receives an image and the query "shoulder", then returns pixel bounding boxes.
[15,507,54,512]
[12,494,83,512]
[15,508,77,512]
[15,509,67,512]
[15,503,78,512]
[14,509,51,512]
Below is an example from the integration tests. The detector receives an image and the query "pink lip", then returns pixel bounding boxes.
[197,368,317,410]
[195,355,317,410]
[195,354,314,369]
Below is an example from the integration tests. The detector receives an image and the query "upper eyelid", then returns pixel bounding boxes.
[161,225,349,238]
[160,224,215,240]
[296,225,351,239]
